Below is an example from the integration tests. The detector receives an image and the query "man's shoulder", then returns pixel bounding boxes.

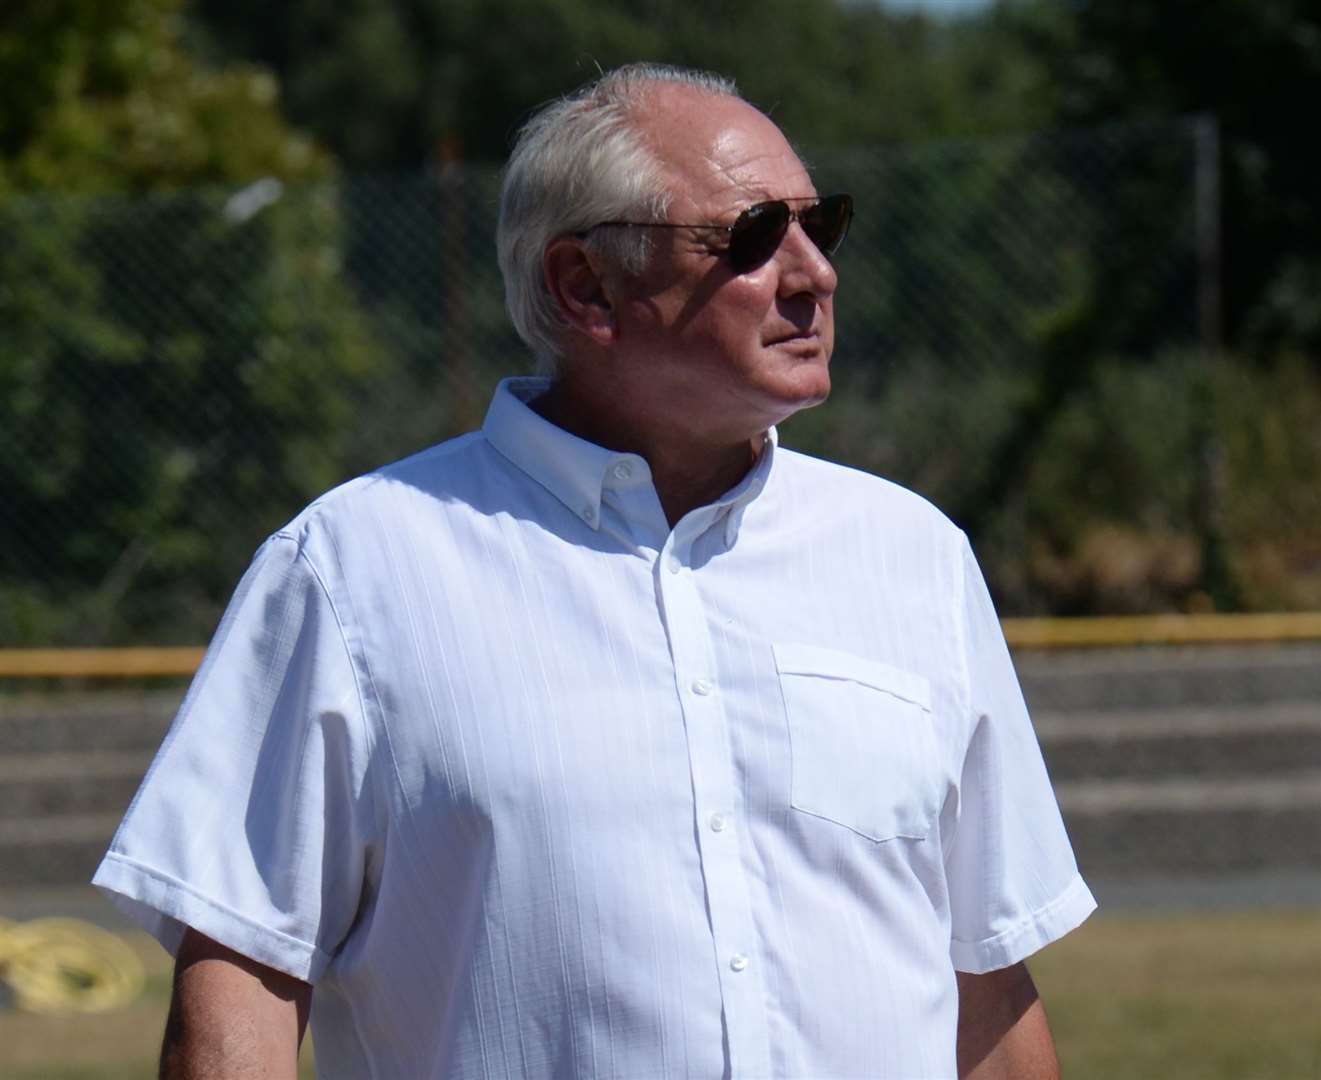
[775,446,964,539]
[277,429,494,545]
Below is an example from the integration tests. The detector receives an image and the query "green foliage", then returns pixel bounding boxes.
[0,0,325,193]
[788,347,1321,614]
[181,0,1321,615]
[1217,353,1321,609]
[1003,0,1321,354]
[5,0,1319,639]
[189,0,657,166]
[0,0,385,645]
[189,0,1056,168]
[0,183,390,645]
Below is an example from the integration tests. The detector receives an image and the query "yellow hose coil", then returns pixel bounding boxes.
[0,916,145,1013]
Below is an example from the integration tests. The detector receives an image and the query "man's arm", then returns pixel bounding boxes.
[159,928,312,1080]
[956,962,1059,1080]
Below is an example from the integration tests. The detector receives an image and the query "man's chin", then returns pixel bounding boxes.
[790,362,832,404]
[791,387,831,414]
[768,376,831,424]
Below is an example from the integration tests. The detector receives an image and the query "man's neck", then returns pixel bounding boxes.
[531,379,764,528]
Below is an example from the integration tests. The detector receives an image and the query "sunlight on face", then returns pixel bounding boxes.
[610,86,839,445]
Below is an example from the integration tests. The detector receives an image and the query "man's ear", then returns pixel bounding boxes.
[543,237,616,347]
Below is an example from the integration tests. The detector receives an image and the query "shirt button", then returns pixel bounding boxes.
[709,813,727,832]
[582,505,596,523]
[729,953,749,972]
[667,555,681,574]
[612,462,632,481]
[691,679,712,696]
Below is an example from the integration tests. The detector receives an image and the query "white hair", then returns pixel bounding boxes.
[497,63,741,374]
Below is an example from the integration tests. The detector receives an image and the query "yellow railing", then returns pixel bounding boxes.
[1001,612,1321,649]
[0,647,205,679]
[1,614,1320,678]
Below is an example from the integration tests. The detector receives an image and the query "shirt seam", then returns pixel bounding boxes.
[274,531,385,1078]
[944,532,976,871]
[953,531,974,738]
[949,872,1090,951]
[100,850,331,968]
[275,531,383,838]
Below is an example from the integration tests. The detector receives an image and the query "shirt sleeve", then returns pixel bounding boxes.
[945,535,1096,974]
[93,532,379,983]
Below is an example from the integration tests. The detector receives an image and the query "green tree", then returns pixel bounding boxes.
[0,0,384,645]
[188,0,1055,169]
[0,0,324,193]
[1004,0,1321,354]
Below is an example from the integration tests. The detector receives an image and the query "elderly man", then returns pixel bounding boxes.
[96,63,1094,1079]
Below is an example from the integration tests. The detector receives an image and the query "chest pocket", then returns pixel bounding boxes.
[774,642,940,843]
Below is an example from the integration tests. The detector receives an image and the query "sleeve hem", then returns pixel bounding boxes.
[951,873,1097,974]
[92,851,331,983]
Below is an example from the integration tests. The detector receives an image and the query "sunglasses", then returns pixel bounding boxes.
[581,193,854,274]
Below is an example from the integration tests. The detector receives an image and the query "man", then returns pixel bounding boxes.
[96,63,1094,1078]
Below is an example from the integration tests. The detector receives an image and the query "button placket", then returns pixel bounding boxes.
[655,524,773,1077]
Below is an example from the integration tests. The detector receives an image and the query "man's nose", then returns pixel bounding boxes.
[777,221,838,300]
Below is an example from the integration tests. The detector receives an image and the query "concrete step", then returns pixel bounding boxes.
[0,691,177,753]
[1016,643,1321,712]
[1058,771,1321,876]
[0,812,123,889]
[0,751,150,818]
[1036,701,1321,782]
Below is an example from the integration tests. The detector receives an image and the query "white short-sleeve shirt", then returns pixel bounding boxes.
[96,376,1094,1079]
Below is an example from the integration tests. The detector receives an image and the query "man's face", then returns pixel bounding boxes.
[606,88,838,444]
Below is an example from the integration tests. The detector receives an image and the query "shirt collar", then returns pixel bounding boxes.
[719,428,776,547]
[481,376,777,539]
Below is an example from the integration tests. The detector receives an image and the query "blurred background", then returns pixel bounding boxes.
[1,0,1318,1077]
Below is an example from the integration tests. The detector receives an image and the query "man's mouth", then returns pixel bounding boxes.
[765,328,817,346]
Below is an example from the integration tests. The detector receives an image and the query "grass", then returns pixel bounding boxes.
[1033,910,1321,1080]
[0,911,1316,1078]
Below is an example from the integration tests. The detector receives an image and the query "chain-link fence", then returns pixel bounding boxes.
[3,115,1317,647]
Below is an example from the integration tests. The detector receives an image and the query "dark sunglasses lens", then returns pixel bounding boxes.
[728,201,791,273]
[802,194,853,257]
